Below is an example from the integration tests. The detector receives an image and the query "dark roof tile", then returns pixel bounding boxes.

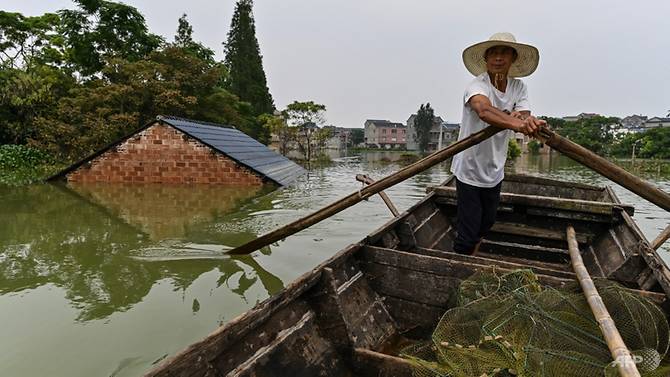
[160,116,305,185]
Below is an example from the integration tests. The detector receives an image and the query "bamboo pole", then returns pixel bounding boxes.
[651,224,670,251]
[355,174,400,217]
[566,226,641,377]
[537,128,670,213]
[226,126,503,255]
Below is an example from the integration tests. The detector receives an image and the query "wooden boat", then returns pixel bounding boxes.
[145,174,670,377]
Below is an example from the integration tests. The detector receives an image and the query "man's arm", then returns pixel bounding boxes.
[468,95,543,135]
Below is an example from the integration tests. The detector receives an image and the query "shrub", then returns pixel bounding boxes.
[507,139,521,160]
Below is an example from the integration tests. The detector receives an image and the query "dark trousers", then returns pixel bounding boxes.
[453,178,502,254]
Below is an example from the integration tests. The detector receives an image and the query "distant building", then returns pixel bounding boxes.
[643,117,670,129]
[406,114,462,151]
[563,113,599,122]
[363,119,407,149]
[322,126,353,149]
[620,115,648,129]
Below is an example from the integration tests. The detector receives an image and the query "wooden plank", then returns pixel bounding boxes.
[361,260,459,307]
[145,244,360,377]
[229,311,352,377]
[380,296,445,336]
[479,239,570,263]
[490,222,590,243]
[503,174,605,192]
[526,207,616,223]
[413,246,575,280]
[329,268,397,350]
[352,348,414,377]
[359,246,574,308]
[412,208,449,248]
[430,186,634,216]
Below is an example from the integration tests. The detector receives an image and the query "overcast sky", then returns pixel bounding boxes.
[6,0,670,127]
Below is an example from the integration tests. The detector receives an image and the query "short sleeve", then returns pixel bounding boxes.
[514,81,531,112]
[463,79,489,106]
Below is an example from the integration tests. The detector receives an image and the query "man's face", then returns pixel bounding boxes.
[485,45,517,76]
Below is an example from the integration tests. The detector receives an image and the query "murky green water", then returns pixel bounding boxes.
[1,152,669,377]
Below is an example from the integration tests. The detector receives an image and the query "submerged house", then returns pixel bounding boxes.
[49,116,305,186]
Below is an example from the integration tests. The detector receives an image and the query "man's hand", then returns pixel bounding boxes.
[516,116,546,136]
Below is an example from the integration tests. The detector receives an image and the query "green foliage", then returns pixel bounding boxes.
[0,144,62,185]
[507,138,521,160]
[282,101,326,126]
[0,64,75,145]
[57,0,162,76]
[350,128,364,146]
[173,14,215,63]
[611,128,670,159]
[0,144,52,169]
[224,0,274,116]
[260,113,294,155]
[554,115,619,155]
[30,47,257,160]
[0,11,64,69]
[414,103,435,153]
[280,101,328,161]
[539,116,566,131]
[527,139,541,154]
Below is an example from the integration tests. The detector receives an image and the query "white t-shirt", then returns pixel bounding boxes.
[450,73,530,188]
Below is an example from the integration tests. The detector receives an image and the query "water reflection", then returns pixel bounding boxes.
[0,183,284,322]
[2,152,669,377]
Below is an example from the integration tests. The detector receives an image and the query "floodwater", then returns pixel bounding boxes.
[1,152,669,377]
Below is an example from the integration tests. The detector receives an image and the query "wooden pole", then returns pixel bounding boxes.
[651,224,670,251]
[538,128,670,212]
[226,126,503,255]
[566,226,641,377]
[355,174,400,217]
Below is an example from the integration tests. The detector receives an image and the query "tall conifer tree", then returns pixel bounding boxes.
[224,0,274,117]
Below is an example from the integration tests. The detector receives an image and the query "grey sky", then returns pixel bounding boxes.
[6,0,670,127]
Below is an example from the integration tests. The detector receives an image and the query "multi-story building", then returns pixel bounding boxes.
[363,119,407,149]
[406,114,463,151]
[643,117,670,129]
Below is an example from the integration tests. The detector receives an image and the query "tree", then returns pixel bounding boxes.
[224,0,274,117]
[30,47,256,160]
[350,128,364,146]
[0,11,64,69]
[282,101,327,161]
[507,139,521,159]
[260,113,294,156]
[539,116,567,131]
[557,116,619,155]
[414,103,435,153]
[173,14,214,63]
[58,0,162,76]
[611,128,670,159]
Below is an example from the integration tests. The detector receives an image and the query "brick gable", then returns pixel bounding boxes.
[66,124,264,185]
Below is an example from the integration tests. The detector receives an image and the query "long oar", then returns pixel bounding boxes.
[227,125,503,254]
[566,226,641,377]
[355,174,400,217]
[537,127,670,212]
[651,224,670,251]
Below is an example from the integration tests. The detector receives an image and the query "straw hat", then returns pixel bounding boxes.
[462,32,539,78]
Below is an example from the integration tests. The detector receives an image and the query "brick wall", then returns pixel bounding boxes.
[67,124,265,185]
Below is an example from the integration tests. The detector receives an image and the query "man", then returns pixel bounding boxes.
[451,32,546,255]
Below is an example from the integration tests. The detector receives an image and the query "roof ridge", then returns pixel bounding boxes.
[157,115,236,129]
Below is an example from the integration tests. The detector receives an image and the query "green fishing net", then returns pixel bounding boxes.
[400,269,670,377]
